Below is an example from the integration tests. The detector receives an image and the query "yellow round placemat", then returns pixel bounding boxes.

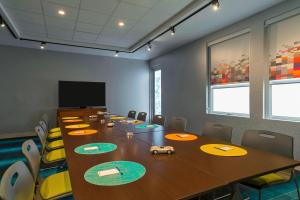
[200,144,247,157]
[63,119,83,123]
[65,124,90,129]
[62,117,79,120]
[165,133,198,141]
[68,129,98,136]
[110,116,126,120]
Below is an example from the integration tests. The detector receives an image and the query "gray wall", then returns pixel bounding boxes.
[0,45,149,135]
[150,0,300,159]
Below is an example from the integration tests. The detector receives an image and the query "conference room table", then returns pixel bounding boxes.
[59,115,300,200]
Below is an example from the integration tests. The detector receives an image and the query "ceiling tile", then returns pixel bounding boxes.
[43,1,78,20]
[96,36,121,46]
[80,0,119,14]
[17,22,46,35]
[1,0,42,13]
[100,28,128,38]
[78,10,110,26]
[44,0,81,8]
[113,2,149,21]
[47,28,73,38]
[22,32,47,39]
[46,16,76,30]
[73,31,98,42]
[7,9,44,25]
[48,34,73,41]
[121,0,159,8]
[76,22,103,34]
[152,0,193,16]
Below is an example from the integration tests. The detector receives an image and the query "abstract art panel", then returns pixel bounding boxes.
[267,14,300,80]
[209,33,250,85]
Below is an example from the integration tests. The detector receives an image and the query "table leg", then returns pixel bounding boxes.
[231,184,243,200]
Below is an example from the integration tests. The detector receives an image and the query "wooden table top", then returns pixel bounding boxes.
[59,116,300,200]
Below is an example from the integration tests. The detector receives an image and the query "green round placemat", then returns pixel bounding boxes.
[84,161,146,186]
[135,124,159,129]
[74,143,117,155]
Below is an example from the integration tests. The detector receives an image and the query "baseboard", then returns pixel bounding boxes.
[0,131,36,140]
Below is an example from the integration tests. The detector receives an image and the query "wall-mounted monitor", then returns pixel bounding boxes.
[59,81,106,108]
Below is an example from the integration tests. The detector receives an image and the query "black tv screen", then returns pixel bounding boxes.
[59,81,106,107]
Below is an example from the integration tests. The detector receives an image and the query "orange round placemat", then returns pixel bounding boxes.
[68,129,98,136]
[62,116,79,120]
[65,124,90,129]
[165,133,198,141]
[63,119,83,123]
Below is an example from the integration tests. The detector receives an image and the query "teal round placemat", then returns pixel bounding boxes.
[84,161,146,186]
[135,124,159,129]
[74,143,117,155]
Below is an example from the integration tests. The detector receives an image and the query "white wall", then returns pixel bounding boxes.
[0,45,149,135]
[150,0,300,159]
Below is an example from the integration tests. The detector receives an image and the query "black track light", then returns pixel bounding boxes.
[147,43,152,52]
[40,42,46,50]
[171,27,175,36]
[212,0,220,11]
[115,51,119,57]
[0,18,5,28]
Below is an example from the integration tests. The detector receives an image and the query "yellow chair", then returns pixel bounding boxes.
[39,120,62,140]
[35,125,66,163]
[22,139,72,199]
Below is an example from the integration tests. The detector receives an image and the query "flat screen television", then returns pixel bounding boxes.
[59,81,106,108]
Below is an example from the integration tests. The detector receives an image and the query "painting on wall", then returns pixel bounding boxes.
[268,14,300,81]
[209,33,250,85]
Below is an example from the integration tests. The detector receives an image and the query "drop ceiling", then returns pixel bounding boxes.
[0,0,288,60]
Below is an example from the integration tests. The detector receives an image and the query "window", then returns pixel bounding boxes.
[208,32,250,116]
[154,70,161,115]
[266,14,300,121]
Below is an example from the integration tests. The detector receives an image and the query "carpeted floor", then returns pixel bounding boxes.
[0,136,299,200]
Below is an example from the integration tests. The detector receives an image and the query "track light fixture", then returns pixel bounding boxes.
[171,27,175,36]
[1,0,218,56]
[40,42,46,50]
[147,43,152,51]
[0,18,5,28]
[212,0,220,11]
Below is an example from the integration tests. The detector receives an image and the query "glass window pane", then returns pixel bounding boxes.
[154,70,161,115]
[212,86,249,115]
[271,83,300,118]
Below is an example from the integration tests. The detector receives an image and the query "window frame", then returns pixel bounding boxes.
[264,11,300,122]
[206,29,251,118]
[266,78,300,122]
[153,69,162,116]
[208,82,250,117]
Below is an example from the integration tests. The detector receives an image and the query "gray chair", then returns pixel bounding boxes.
[152,115,165,126]
[128,110,136,119]
[0,161,35,200]
[137,112,147,121]
[202,123,232,143]
[169,117,187,132]
[22,140,41,181]
[241,130,300,200]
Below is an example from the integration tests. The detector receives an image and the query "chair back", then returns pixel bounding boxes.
[202,123,232,143]
[169,117,187,132]
[22,140,41,181]
[127,111,136,119]
[39,120,48,134]
[152,115,165,126]
[35,125,47,150]
[41,113,49,125]
[242,130,294,158]
[137,112,147,121]
[0,161,35,200]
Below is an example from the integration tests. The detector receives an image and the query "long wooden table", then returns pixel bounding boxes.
[59,115,300,200]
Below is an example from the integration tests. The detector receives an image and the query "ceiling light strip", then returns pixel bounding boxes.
[0,0,217,54]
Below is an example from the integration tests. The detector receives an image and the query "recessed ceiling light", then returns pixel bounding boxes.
[58,9,66,16]
[118,21,125,27]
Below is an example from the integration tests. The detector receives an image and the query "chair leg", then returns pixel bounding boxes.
[292,170,300,199]
[258,190,262,200]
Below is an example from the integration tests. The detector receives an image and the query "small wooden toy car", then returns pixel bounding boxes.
[107,122,115,127]
[150,146,175,155]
